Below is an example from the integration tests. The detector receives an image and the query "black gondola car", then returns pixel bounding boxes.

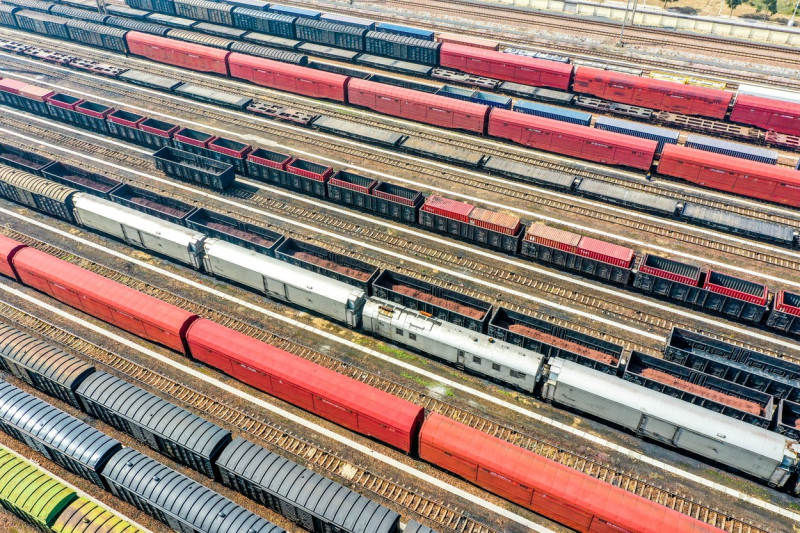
[0,141,55,176]
[275,238,379,292]
[152,146,236,190]
[107,109,148,145]
[42,161,122,198]
[110,183,197,223]
[185,208,284,256]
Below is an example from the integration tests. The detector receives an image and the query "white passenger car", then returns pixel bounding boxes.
[202,239,366,327]
[542,357,800,489]
[362,297,543,392]
[72,194,206,268]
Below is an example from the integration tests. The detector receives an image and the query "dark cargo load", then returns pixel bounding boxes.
[663,335,800,403]
[514,100,591,126]
[186,209,284,256]
[401,136,484,167]
[229,41,308,65]
[231,8,295,38]
[365,31,440,65]
[489,308,622,374]
[372,270,492,331]
[498,81,574,105]
[624,351,774,428]
[43,162,122,198]
[107,109,147,144]
[595,116,679,151]
[311,115,406,146]
[193,21,247,39]
[482,156,577,190]
[0,142,55,175]
[432,68,498,90]
[778,400,800,441]
[111,183,196,222]
[309,61,371,78]
[152,146,236,190]
[297,42,359,61]
[576,178,681,216]
[295,18,366,51]
[367,73,438,93]
[680,203,797,246]
[275,238,379,291]
[355,53,434,76]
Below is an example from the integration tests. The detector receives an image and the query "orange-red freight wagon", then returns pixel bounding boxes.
[730,93,800,137]
[185,318,425,452]
[488,108,657,170]
[125,32,231,75]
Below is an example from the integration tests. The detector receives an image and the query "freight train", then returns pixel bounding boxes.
[2,76,797,340]
[0,136,799,503]
[0,233,773,533]
[0,323,425,533]
[1,3,799,207]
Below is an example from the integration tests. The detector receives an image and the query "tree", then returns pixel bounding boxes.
[726,0,744,15]
[662,0,677,8]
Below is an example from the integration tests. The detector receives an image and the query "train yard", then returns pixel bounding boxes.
[0,1,797,533]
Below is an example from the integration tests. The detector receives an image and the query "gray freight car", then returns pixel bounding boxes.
[246,147,292,184]
[193,21,247,39]
[186,208,284,256]
[768,290,800,335]
[400,136,484,167]
[145,13,197,29]
[363,298,543,392]
[243,31,301,49]
[105,16,172,36]
[482,156,577,190]
[0,141,55,176]
[174,127,216,155]
[297,42,359,61]
[295,18,366,51]
[595,116,679,152]
[624,351,774,428]
[488,307,622,375]
[175,82,254,109]
[65,21,128,52]
[65,100,114,134]
[217,437,400,533]
[107,109,147,144]
[46,93,85,126]
[173,0,234,25]
[111,183,196,223]
[0,324,94,408]
[138,117,180,149]
[686,134,778,164]
[365,31,440,65]
[311,115,406,146]
[355,53,434,76]
[680,203,798,246]
[43,162,122,198]
[165,28,233,49]
[0,165,76,222]
[152,146,236,190]
[73,195,207,268]
[542,358,800,492]
[325,170,378,211]
[275,237,379,291]
[228,41,308,64]
[369,73,439,93]
[231,8,295,38]
[202,239,367,327]
[76,371,231,476]
[372,181,424,223]
[128,0,177,15]
[632,254,702,303]
[372,270,492,331]
[693,270,769,322]
[0,380,121,485]
[14,10,70,39]
[497,82,574,105]
[101,448,284,533]
[119,70,183,92]
[575,178,682,216]
[405,521,439,533]
[50,5,107,22]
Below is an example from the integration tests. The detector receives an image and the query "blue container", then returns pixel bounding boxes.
[267,3,319,18]
[473,91,512,109]
[376,21,433,40]
[594,116,679,152]
[685,134,778,165]
[436,85,475,102]
[513,100,592,126]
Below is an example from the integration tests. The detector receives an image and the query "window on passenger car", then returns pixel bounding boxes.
[472,356,481,364]
[510,370,526,379]
[408,333,416,341]
[492,363,501,371]
[395,328,403,335]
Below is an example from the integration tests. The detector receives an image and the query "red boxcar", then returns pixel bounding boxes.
[227,53,348,102]
[488,108,657,170]
[573,67,732,119]
[125,32,231,75]
[439,43,573,91]
[419,414,721,533]
[347,78,489,133]
[12,248,198,352]
[576,236,634,268]
[0,235,26,280]
[185,319,425,452]
[659,144,800,207]
[730,94,800,137]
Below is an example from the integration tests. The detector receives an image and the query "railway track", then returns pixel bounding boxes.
[280,0,800,87]
[2,30,799,230]
[0,242,771,533]
[3,103,798,359]
[7,115,797,363]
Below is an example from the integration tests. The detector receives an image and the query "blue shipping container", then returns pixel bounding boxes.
[473,91,512,109]
[267,3,319,18]
[685,134,778,165]
[376,21,433,40]
[594,116,680,152]
[436,85,475,102]
[513,100,591,126]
